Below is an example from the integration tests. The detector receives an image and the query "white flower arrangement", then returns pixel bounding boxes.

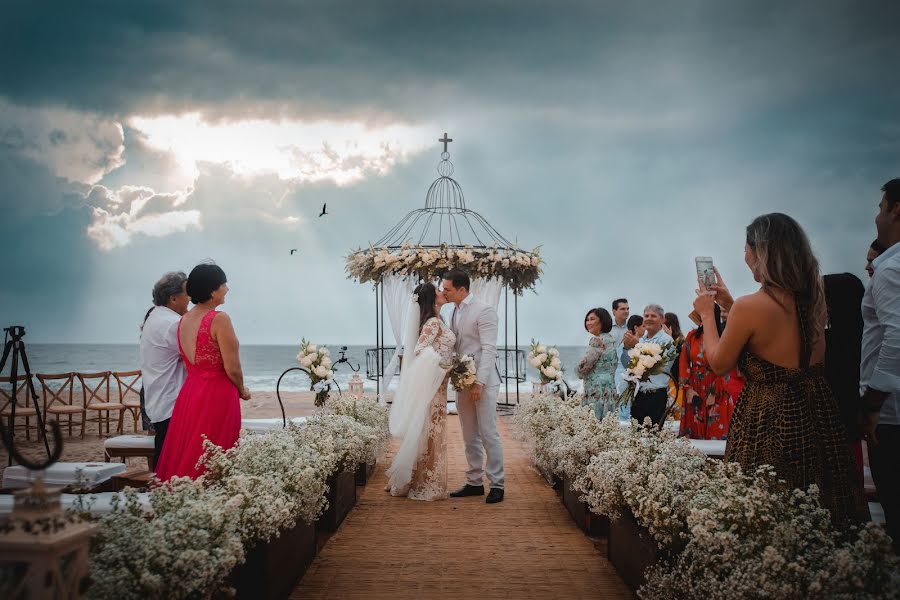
[618,341,675,407]
[527,339,563,383]
[87,402,390,599]
[515,396,900,599]
[345,242,543,295]
[450,353,478,390]
[296,338,335,406]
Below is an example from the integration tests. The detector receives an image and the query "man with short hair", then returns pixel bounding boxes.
[140,271,189,468]
[610,298,630,345]
[622,304,674,426]
[442,268,505,504]
[861,178,900,551]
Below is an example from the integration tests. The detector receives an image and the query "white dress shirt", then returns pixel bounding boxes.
[140,306,186,423]
[610,322,628,346]
[861,241,900,425]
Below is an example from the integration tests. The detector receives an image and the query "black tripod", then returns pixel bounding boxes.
[0,325,56,467]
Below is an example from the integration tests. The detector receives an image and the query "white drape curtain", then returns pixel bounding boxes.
[381,274,417,392]
[469,277,504,310]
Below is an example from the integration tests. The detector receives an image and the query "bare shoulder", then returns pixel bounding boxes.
[211,311,234,329]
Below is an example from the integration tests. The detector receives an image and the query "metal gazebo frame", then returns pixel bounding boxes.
[364,137,527,406]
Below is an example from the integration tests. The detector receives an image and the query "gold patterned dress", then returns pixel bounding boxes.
[402,317,455,501]
[724,305,869,526]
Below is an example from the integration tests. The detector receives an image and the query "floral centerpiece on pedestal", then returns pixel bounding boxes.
[617,341,675,408]
[527,339,563,385]
[296,339,335,407]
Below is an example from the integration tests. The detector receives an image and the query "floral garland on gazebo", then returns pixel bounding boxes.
[345,242,543,294]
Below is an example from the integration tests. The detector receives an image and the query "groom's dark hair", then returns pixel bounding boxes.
[442,269,470,291]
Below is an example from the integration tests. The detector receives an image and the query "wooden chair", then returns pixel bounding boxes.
[112,370,143,432]
[78,371,124,438]
[38,373,83,438]
[0,375,39,441]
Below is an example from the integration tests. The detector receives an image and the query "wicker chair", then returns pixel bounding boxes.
[38,373,83,437]
[0,375,39,441]
[112,370,143,433]
[78,371,125,437]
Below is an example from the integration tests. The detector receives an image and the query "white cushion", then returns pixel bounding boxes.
[104,435,155,450]
[0,492,151,517]
[869,502,885,524]
[241,416,308,432]
[688,439,727,457]
[2,462,127,489]
[447,401,458,415]
[664,420,680,433]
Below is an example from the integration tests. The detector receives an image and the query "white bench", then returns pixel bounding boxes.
[0,491,151,517]
[2,462,127,490]
[104,434,156,469]
[688,439,727,458]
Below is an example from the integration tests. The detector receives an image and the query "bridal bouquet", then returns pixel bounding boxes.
[617,341,675,407]
[527,339,563,383]
[296,339,335,406]
[450,353,477,391]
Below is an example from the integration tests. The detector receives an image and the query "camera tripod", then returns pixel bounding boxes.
[0,325,61,468]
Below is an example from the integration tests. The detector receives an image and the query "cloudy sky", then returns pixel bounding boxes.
[1,0,898,346]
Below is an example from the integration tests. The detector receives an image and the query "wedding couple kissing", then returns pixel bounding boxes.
[385,269,505,504]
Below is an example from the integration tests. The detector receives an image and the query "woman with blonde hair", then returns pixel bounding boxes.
[693,213,867,525]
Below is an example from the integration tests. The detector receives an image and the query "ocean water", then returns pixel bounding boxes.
[18,344,590,393]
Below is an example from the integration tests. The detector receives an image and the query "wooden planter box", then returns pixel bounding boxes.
[231,518,317,600]
[607,514,659,590]
[355,461,376,486]
[317,469,357,532]
[537,463,562,493]
[562,477,609,537]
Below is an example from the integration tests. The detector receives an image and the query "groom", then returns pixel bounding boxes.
[442,269,505,504]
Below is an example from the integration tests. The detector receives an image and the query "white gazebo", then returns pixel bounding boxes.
[345,135,543,405]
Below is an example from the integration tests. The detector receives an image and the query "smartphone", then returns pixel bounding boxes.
[695,256,716,287]
[688,310,702,327]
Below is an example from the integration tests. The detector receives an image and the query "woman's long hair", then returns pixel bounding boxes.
[414,282,439,333]
[746,213,826,348]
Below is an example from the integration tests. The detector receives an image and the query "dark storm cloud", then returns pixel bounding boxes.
[3,0,898,124]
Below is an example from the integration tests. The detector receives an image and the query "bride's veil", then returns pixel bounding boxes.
[385,294,447,492]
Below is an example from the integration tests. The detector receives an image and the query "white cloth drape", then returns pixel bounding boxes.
[381,275,417,392]
[469,277,504,310]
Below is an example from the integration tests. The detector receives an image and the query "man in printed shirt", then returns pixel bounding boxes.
[861,178,900,552]
[622,304,673,427]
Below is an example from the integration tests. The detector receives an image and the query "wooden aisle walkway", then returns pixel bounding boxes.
[291,414,633,599]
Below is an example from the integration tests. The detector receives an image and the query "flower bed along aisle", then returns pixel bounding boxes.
[516,395,900,599]
[83,396,389,600]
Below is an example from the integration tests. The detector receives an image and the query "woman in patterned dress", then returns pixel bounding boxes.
[678,325,734,440]
[576,308,619,420]
[693,213,868,525]
[385,282,455,501]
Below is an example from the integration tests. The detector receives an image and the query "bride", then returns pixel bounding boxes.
[385,282,455,501]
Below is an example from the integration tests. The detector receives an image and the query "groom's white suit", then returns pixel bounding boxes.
[451,294,505,490]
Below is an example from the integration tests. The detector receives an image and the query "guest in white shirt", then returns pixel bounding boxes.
[140,271,189,467]
[622,304,674,426]
[610,298,630,345]
[860,178,900,551]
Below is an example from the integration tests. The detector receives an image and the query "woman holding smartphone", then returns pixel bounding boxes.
[692,214,867,526]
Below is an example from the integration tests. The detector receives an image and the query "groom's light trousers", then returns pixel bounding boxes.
[456,382,504,490]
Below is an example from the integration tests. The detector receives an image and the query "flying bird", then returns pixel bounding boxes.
[290,249,298,255]
[319,203,328,217]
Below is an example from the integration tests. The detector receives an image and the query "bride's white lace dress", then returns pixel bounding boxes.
[387,316,455,501]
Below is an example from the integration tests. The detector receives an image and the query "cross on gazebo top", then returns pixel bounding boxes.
[439,132,453,153]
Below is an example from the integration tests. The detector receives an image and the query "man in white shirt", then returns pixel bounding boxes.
[140,271,189,467]
[610,298,630,345]
[861,178,900,551]
[622,304,673,426]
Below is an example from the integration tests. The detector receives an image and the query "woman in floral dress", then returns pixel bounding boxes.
[678,325,734,439]
[577,308,619,420]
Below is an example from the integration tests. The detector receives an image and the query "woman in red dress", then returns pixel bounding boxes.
[678,324,735,440]
[155,263,250,480]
